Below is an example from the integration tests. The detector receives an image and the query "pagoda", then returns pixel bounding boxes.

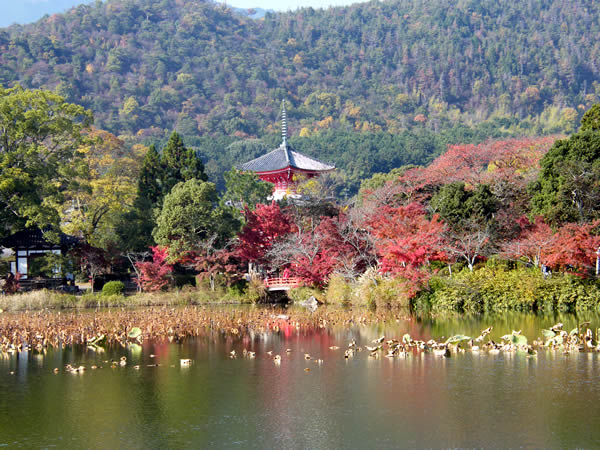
[238,100,335,200]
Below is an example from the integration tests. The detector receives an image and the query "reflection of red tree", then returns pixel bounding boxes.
[145,341,171,359]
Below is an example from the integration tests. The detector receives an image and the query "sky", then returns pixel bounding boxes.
[0,0,367,28]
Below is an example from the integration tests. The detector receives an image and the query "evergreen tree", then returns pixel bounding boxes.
[117,132,209,252]
[136,144,163,208]
[161,132,207,196]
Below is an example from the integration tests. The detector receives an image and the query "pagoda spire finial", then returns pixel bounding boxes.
[281,99,287,148]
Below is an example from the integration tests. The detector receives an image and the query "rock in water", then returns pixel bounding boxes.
[299,296,320,312]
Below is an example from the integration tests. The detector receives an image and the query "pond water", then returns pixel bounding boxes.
[2,308,600,448]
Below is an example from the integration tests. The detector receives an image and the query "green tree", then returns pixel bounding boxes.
[0,84,92,238]
[152,179,239,257]
[161,131,207,195]
[116,135,209,252]
[136,144,163,207]
[222,168,272,210]
[430,182,498,229]
[530,130,600,224]
[61,128,141,249]
[580,104,600,132]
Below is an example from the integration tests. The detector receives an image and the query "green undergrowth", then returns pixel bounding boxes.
[421,266,600,312]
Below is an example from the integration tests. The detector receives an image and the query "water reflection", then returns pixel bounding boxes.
[1,309,600,447]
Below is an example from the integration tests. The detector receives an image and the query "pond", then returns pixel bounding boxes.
[1,307,600,448]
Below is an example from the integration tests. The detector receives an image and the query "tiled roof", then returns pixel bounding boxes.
[1,228,80,250]
[238,144,335,173]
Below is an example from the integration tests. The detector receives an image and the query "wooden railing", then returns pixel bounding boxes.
[263,277,305,290]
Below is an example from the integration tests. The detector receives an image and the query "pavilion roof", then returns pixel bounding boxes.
[1,228,80,250]
[238,144,335,173]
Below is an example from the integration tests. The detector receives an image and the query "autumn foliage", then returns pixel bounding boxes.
[134,246,173,292]
[236,202,295,264]
[147,134,600,303]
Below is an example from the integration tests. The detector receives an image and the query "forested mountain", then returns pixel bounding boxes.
[0,0,596,190]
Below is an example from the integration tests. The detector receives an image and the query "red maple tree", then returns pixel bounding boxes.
[365,203,446,295]
[195,249,245,290]
[281,215,367,286]
[546,221,600,276]
[236,202,295,265]
[500,216,556,268]
[134,246,173,291]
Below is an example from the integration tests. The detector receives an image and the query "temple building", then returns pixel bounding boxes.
[2,228,79,279]
[238,101,335,200]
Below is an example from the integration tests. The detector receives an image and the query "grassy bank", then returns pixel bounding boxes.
[0,285,257,312]
[290,266,600,313]
[3,266,600,313]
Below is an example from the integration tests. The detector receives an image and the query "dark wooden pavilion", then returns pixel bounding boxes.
[1,228,79,279]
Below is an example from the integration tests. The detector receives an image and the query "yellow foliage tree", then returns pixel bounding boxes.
[61,128,144,248]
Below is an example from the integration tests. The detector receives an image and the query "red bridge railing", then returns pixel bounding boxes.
[263,277,305,289]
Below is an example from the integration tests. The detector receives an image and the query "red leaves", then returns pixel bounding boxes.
[286,215,359,287]
[501,216,555,267]
[194,249,245,287]
[134,246,173,292]
[502,217,600,276]
[236,202,295,264]
[4,272,21,294]
[546,221,600,275]
[365,203,446,294]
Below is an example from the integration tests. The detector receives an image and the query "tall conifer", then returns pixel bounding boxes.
[161,132,207,195]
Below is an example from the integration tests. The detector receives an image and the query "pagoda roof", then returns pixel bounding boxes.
[238,144,335,173]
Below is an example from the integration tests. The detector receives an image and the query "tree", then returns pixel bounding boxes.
[222,168,272,210]
[136,144,163,207]
[153,179,239,257]
[0,84,92,238]
[580,104,600,132]
[531,117,600,224]
[134,246,173,291]
[116,134,209,253]
[60,128,141,249]
[195,249,245,291]
[161,131,207,195]
[500,216,556,269]
[444,227,491,272]
[546,221,600,276]
[71,244,108,291]
[367,203,446,275]
[266,214,372,286]
[429,182,498,230]
[236,202,295,267]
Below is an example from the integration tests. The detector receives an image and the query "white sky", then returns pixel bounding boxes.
[222,0,367,12]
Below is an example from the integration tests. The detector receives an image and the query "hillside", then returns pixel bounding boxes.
[0,0,596,190]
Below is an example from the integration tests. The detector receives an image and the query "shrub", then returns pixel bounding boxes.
[287,285,323,304]
[101,281,125,296]
[425,266,600,312]
[325,274,353,305]
[244,277,267,303]
[353,270,411,308]
[371,277,411,308]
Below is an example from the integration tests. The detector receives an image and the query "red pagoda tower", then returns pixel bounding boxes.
[238,100,335,200]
